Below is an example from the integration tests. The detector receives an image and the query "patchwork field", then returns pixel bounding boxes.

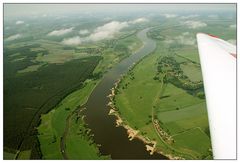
[114,38,212,159]
[4,22,143,159]
[4,5,236,160]
[35,31,143,159]
[37,79,108,159]
[4,43,102,158]
[3,151,17,160]
[180,63,202,82]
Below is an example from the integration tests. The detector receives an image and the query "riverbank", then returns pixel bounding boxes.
[112,37,212,159]
[107,73,182,160]
[83,28,167,159]
[37,79,108,159]
[36,29,146,160]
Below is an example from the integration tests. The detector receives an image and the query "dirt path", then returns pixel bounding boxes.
[60,107,86,159]
[150,74,196,159]
[60,112,72,159]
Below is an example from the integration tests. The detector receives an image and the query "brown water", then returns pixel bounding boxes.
[84,28,167,159]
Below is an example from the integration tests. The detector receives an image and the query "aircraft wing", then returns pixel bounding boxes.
[196,33,236,159]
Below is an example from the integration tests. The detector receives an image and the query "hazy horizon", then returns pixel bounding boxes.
[4,4,236,18]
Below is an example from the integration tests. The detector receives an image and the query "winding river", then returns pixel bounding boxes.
[84,28,166,159]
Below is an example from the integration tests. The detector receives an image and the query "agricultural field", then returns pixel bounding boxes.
[113,14,236,158]
[3,151,17,160]
[3,10,144,159]
[113,20,226,158]
[114,45,212,159]
[4,4,236,160]
[93,31,143,74]
[4,52,101,158]
[36,28,143,160]
[37,79,109,159]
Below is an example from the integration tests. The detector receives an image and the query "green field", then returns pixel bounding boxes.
[93,32,142,74]
[17,150,32,160]
[36,31,143,159]
[114,47,165,145]
[4,50,101,157]
[4,27,142,158]
[4,5,236,160]
[114,37,212,159]
[37,79,108,159]
[180,63,202,82]
[112,19,233,158]
[3,151,17,160]
[176,47,200,63]
[65,112,109,159]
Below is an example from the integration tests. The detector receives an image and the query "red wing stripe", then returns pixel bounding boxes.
[229,53,237,58]
[207,34,219,38]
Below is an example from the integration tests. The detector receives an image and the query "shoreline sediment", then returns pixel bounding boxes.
[107,78,183,160]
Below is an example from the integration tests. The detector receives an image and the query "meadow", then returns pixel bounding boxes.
[36,30,142,159]
[4,15,144,159]
[37,79,109,159]
[4,7,236,160]
[114,23,216,159]
[4,42,101,158]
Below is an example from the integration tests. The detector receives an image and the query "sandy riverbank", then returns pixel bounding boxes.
[107,79,183,160]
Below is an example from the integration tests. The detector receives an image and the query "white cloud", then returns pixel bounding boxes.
[164,32,196,46]
[163,14,177,18]
[227,39,236,45]
[5,34,22,41]
[229,24,236,28]
[183,20,207,29]
[86,21,128,42]
[180,14,199,19]
[103,17,112,21]
[16,20,24,25]
[48,27,74,36]
[79,29,90,35]
[62,36,82,45]
[55,16,68,20]
[208,14,218,18]
[129,17,148,24]
[175,33,196,45]
[62,18,148,44]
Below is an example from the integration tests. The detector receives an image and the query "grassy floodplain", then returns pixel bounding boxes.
[4,44,101,158]
[37,31,143,159]
[4,4,236,160]
[37,79,109,159]
[113,23,217,159]
[112,14,237,156]
[4,14,143,159]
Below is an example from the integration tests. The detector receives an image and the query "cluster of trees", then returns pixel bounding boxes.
[4,44,102,159]
[155,56,205,98]
[147,29,166,41]
[75,47,103,55]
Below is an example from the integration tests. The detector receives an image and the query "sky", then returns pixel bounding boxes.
[4,4,236,18]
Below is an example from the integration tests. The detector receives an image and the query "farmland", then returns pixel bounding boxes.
[4,4,236,160]
[111,16,236,158]
[36,30,142,160]
[114,47,212,159]
[4,49,101,158]
[113,14,234,159]
[3,14,143,159]
[113,22,217,158]
[37,79,109,159]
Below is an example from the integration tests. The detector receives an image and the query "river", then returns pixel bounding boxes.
[84,28,167,159]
